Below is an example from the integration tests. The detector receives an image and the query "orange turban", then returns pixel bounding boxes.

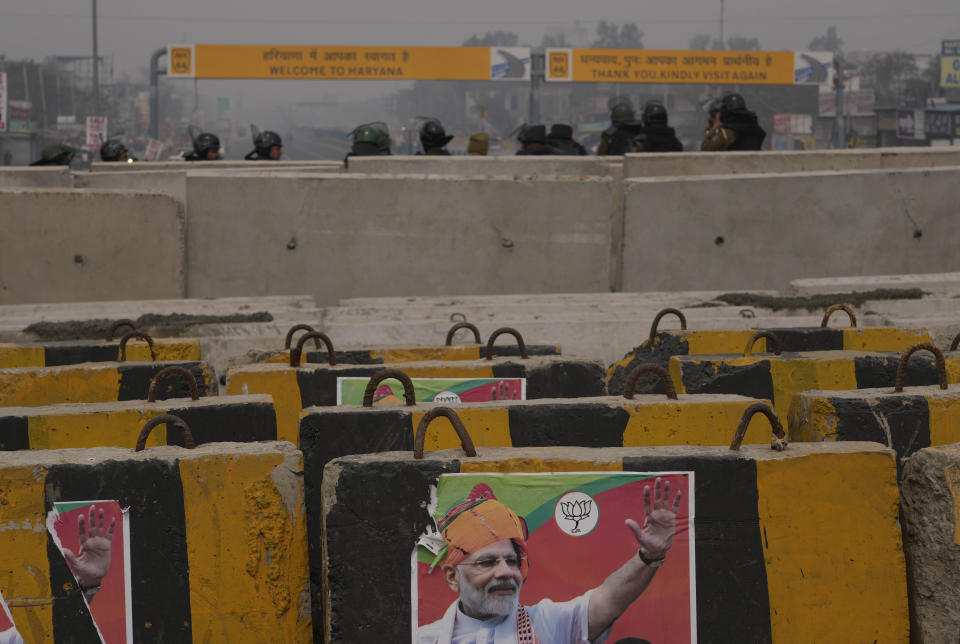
[431,483,529,577]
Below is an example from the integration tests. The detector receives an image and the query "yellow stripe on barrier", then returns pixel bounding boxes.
[460,458,624,473]
[26,409,167,450]
[769,358,857,422]
[411,408,511,451]
[226,371,302,444]
[0,466,52,643]
[840,327,931,351]
[372,346,483,363]
[179,453,311,643]
[0,344,46,369]
[0,367,121,407]
[397,364,495,378]
[786,396,839,443]
[685,329,763,355]
[622,399,773,446]
[755,451,907,642]
[925,396,960,446]
[122,339,202,362]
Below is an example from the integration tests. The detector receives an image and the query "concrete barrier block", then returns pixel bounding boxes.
[321,441,906,642]
[622,167,960,292]
[608,310,931,395]
[671,347,960,423]
[262,343,560,365]
[185,173,613,303]
[344,155,618,176]
[623,146,960,178]
[0,441,310,642]
[900,443,960,643]
[0,361,216,407]
[73,169,187,205]
[0,167,73,188]
[0,337,202,368]
[227,357,605,444]
[0,189,185,304]
[0,393,276,450]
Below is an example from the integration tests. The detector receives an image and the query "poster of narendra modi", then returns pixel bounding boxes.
[413,472,695,644]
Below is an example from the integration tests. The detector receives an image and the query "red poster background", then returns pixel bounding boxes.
[54,502,128,644]
[417,474,692,643]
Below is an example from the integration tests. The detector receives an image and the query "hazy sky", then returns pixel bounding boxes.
[2,0,957,71]
[1,0,957,129]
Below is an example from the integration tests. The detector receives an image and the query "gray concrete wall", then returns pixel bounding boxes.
[0,189,185,304]
[621,166,960,292]
[73,170,188,204]
[90,160,342,172]
[624,146,960,178]
[185,173,614,304]
[0,167,73,188]
[346,155,619,176]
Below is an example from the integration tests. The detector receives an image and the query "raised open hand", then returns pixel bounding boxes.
[63,505,116,589]
[625,477,682,562]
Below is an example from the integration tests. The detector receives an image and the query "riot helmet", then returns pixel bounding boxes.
[419,120,453,150]
[641,101,668,126]
[100,139,129,162]
[193,132,221,156]
[721,92,747,113]
[610,102,636,124]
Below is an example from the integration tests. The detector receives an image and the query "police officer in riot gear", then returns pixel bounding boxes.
[184,132,222,161]
[30,143,77,166]
[546,124,587,155]
[701,92,767,151]
[516,124,559,155]
[418,120,453,155]
[631,101,683,153]
[245,130,283,160]
[597,100,644,155]
[344,122,391,167]
[100,140,131,162]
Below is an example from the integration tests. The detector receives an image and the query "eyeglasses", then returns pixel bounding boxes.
[457,555,526,572]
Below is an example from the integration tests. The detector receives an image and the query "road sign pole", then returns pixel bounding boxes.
[529,50,544,124]
[149,48,166,140]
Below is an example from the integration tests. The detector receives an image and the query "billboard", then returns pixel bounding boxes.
[942,40,960,89]
[897,109,926,140]
[544,49,829,85]
[86,116,108,150]
[167,44,530,81]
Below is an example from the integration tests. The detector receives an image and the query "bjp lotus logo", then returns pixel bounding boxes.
[554,492,599,537]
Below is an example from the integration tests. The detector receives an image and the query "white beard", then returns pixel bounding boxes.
[457,567,520,619]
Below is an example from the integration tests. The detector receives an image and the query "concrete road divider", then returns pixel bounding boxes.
[227,355,605,444]
[0,370,275,449]
[669,331,960,422]
[0,360,216,407]
[608,306,931,395]
[262,323,561,365]
[0,439,310,642]
[320,407,906,642]
[0,325,202,367]
[789,343,960,467]
[0,166,73,188]
[0,189,186,304]
[900,442,960,643]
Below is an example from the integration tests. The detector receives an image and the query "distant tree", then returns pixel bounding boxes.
[688,34,758,50]
[688,34,717,50]
[862,51,918,105]
[591,22,644,49]
[462,31,519,47]
[726,37,760,51]
[808,26,843,53]
[541,32,571,48]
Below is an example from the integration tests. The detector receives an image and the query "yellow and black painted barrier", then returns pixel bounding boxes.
[607,305,931,394]
[789,343,960,467]
[669,331,960,422]
[227,349,604,444]
[0,359,217,407]
[0,367,276,450]
[320,405,907,642]
[260,323,561,365]
[0,327,201,368]
[0,431,310,642]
